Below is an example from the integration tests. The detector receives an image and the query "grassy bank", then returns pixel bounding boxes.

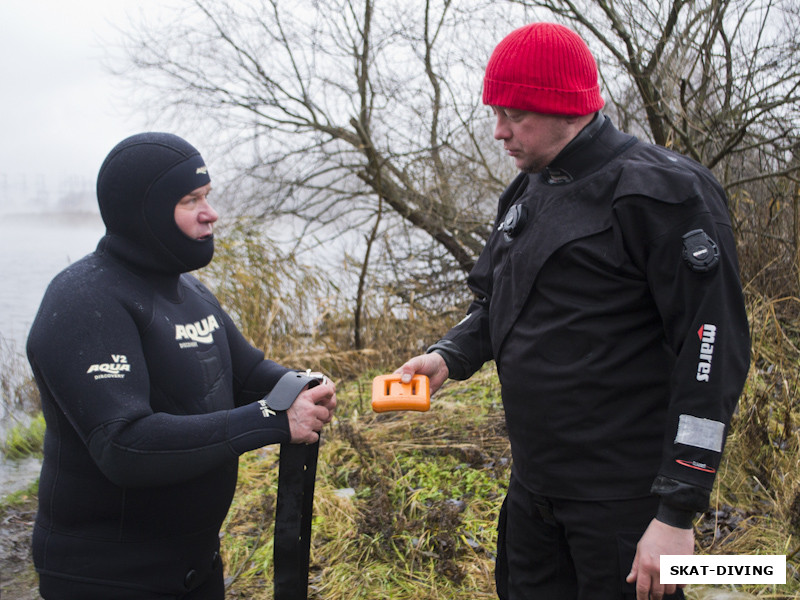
[2,413,45,460]
[220,324,800,600]
[3,294,799,598]
[222,366,508,599]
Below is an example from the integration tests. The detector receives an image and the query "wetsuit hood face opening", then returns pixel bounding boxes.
[96,132,214,274]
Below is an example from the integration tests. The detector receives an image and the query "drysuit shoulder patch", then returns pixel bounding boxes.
[682,229,719,272]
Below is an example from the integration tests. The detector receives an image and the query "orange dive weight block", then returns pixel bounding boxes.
[371,374,430,413]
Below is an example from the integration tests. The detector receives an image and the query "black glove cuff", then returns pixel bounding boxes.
[656,502,696,530]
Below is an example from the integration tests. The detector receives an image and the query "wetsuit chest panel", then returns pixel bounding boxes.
[141,291,234,415]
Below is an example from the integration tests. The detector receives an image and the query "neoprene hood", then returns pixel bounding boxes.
[97,132,213,274]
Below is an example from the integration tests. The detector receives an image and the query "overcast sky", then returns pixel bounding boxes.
[1,1,164,204]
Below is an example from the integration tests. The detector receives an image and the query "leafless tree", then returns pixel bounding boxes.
[120,0,524,270]
[119,0,800,344]
[118,0,536,346]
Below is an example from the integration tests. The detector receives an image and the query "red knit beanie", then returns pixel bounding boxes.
[482,22,604,116]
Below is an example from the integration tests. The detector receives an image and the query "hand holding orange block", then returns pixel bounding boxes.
[371,374,430,413]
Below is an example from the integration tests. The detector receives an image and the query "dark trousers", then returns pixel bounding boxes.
[496,476,685,600]
[39,561,225,600]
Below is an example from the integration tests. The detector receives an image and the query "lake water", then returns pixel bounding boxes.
[0,211,106,498]
[0,212,106,349]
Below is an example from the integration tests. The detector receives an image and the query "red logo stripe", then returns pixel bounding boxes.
[676,459,716,474]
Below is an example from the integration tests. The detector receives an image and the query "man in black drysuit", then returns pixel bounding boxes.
[396,22,750,600]
[26,132,337,599]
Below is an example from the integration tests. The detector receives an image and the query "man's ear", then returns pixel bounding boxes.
[564,112,596,128]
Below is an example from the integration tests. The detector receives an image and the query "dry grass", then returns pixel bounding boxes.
[219,291,800,599]
[686,296,800,599]
[222,366,509,599]
[3,219,800,598]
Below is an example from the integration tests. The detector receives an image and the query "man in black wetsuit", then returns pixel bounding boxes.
[396,22,750,600]
[27,132,337,599]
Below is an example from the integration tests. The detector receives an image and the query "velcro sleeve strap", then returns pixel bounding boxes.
[262,371,322,411]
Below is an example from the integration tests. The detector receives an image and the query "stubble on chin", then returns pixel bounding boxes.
[519,160,546,175]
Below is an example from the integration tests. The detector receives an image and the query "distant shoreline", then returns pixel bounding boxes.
[1,211,102,224]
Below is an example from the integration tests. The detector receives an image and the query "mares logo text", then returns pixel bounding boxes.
[696,324,717,382]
